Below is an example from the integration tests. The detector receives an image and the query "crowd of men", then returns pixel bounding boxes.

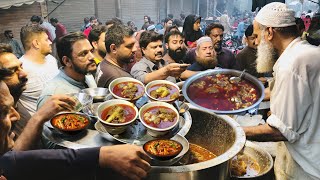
[0,2,320,180]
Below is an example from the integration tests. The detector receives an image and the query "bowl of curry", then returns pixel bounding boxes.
[97,99,138,135]
[145,80,180,103]
[143,139,183,160]
[50,112,90,134]
[109,77,145,101]
[139,101,179,137]
[182,69,265,114]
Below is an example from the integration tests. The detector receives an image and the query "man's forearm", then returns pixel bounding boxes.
[243,123,287,142]
[144,68,168,84]
[13,113,44,151]
[180,70,197,80]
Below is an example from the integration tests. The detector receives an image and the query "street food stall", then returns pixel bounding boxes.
[43,70,274,179]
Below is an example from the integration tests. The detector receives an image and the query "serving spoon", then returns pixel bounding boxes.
[230,69,246,83]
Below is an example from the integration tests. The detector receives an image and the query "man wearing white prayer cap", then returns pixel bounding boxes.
[243,2,320,180]
[187,36,218,71]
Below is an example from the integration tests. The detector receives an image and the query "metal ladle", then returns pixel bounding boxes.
[230,69,246,83]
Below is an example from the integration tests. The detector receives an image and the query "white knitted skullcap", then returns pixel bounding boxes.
[255,2,296,27]
[196,36,212,47]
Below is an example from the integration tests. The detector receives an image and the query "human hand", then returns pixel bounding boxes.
[35,95,76,123]
[165,63,190,77]
[100,145,151,180]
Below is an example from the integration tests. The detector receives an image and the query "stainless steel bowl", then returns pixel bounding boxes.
[80,88,110,102]
[231,141,274,178]
[182,69,265,115]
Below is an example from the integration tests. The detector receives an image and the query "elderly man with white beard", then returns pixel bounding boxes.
[242,2,320,180]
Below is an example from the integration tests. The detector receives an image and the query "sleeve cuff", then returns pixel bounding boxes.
[267,114,300,143]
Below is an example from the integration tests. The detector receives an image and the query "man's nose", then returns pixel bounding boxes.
[19,69,28,79]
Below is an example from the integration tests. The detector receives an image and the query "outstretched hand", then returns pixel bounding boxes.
[99,145,151,180]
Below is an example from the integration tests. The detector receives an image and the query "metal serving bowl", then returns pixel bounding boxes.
[97,99,138,135]
[80,87,110,103]
[231,141,274,179]
[139,101,180,137]
[182,69,265,115]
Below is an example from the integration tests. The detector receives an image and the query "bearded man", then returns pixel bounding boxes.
[243,3,320,179]
[162,30,187,64]
[187,36,218,71]
[37,32,97,108]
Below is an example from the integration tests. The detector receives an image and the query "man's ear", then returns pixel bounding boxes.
[31,39,40,49]
[266,27,274,41]
[109,44,117,54]
[62,56,72,67]
[92,41,98,49]
[165,43,169,50]
[141,47,146,55]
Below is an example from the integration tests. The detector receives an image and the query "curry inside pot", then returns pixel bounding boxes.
[178,143,217,165]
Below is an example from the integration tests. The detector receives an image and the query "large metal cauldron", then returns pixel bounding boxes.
[182,69,265,115]
[146,107,246,180]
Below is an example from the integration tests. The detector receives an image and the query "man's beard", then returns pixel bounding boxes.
[168,47,187,62]
[214,41,222,51]
[256,35,279,73]
[98,49,106,59]
[196,55,218,69]
[9,78,28,103]
[73,61,96,75]
[117,54,132,64]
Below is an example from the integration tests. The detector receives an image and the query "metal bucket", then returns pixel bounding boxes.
[182,69,265,115]
[146,107,246,180]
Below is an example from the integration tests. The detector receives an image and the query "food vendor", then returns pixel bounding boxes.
[242,2,320,179]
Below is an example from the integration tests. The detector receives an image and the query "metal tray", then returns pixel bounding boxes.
[95,111,192,146]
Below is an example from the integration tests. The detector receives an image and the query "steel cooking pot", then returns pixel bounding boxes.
[182,69,265,115]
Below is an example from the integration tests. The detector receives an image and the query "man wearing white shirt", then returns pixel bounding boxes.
[19,25,59,116]
[243,3,320,179]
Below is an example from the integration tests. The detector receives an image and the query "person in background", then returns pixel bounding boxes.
[19,25,59,116]
[95,25,136,88]
[243,3,320,179]
[88,25,107,64]
[131,31,187,84]
[3,30,24,58]
[49,18,67,42]
[157,18,173,35]
[141,15,151,30]
[80,17,90,32]
[127,21,137,32]
[83,16,99,38]
[185,23,236,69]
[187,36,217,71]
[30,15,55,42]
[219,10,232,34]
[235,24,264,78]
[183,14,202,48]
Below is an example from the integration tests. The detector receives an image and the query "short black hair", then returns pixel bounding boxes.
[20,25,46,51]
[50,18,58,23]
[164,30,184,44]
[105,24,134,53]
[90,16,97,22]
[88,25,107,46]
[168,14,174,19]
[164,17,172,24]
[30,15,41,23]
[4,30,12,36]
[139,31,163,49]
[57,32,87,66]
[0,43,13,79]
[245,24,253,37]
[205,23,224,36]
